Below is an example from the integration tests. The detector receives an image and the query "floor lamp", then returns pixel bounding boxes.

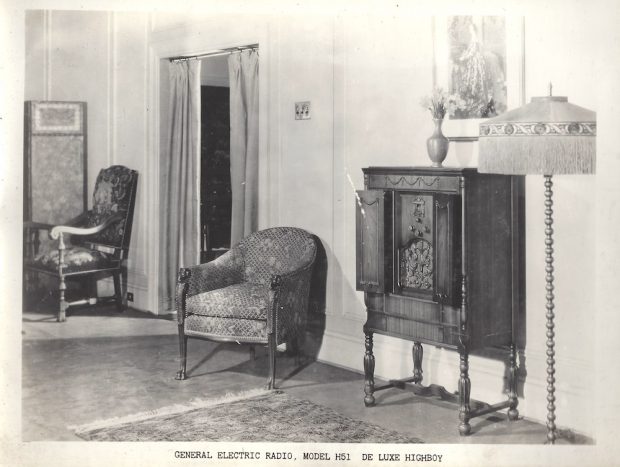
[477,89,596,444]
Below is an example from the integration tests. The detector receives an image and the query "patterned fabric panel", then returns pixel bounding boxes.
[186,248,245,297]
[186,283,269,320]
[239,227,317,285]
[185,315,267,340]
[31,246,117,273]
[30,135,84,224]
[81,166,137,248]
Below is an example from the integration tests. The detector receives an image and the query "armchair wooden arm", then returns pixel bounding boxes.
[50,212,125,239]
[24,212,89,233]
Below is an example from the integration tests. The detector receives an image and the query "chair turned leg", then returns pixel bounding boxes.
[267,334,277,390]
[58,299,68,323]
[58,275,68,322]
[113,271,123,312]
[175,325,188,380]
[57,234,68,322]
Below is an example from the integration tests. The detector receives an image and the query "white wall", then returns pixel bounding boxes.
[20,2,620,442]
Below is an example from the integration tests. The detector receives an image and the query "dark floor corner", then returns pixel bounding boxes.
[22,305,592,444]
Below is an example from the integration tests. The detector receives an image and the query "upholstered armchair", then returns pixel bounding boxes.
[175,227,317,389]
[24,165,138,322]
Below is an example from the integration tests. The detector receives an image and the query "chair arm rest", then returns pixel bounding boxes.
[175,250,244,323]
[24,213,88,233]
[269,259,316,291]
[268,261,316,341]
[176,269,192,325]
[183,248,245,297]
[50,212,125,240]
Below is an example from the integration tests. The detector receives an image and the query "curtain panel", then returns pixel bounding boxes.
[228,49,259,245]
[161,60,201,311]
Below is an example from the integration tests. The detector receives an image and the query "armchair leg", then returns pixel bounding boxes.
[175,324,188,380]
[58,276,68,323]
[113,271,123,312]
[59,299,68,323]
[267,334,276,390]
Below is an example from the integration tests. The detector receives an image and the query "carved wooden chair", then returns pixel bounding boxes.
[175,227,317,389]
[24,165,138,322]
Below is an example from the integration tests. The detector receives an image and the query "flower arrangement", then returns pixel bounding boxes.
[420,88,464,120]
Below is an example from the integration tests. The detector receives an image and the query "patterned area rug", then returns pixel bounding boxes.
[72,389,423,443]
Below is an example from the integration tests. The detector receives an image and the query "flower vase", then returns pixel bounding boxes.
[426,118,449,167]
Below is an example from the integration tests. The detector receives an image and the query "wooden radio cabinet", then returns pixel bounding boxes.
[356,166,525,435]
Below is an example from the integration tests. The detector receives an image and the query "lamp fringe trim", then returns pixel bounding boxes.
[478,136,595,175]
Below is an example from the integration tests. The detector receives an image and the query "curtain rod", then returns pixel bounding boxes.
[169,44,258,62]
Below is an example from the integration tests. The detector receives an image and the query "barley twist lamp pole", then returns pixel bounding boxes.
[478,85,596,444]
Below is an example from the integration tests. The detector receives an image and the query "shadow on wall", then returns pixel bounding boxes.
[309,235,328,316]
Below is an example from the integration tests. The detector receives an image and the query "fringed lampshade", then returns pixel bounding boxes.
[478,90,596,444]
[479,95,596,174]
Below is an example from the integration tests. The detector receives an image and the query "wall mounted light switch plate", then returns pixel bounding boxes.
[295,101,311,120]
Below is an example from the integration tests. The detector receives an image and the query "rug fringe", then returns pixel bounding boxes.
[70,387,273,434]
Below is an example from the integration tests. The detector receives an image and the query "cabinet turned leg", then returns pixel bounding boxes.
[507,343,520,421]
[363,327,376,407]
[458,349,472,436]
[412,341,423,384]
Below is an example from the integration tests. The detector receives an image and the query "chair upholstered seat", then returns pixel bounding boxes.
[185,315,268,340]
[30,246,119,274]
[186,282,270,320]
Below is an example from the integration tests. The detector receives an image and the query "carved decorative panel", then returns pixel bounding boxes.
[399,238,433,290]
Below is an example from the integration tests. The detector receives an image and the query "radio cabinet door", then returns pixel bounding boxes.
[355,190,386,293]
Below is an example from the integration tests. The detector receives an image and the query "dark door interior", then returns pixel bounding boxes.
[200,85,231,263]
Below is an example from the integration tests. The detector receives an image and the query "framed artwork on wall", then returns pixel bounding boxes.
[433,16,525,141]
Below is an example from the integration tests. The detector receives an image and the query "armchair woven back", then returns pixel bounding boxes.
[239,227,317,284]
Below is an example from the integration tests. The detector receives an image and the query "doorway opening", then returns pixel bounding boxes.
[199,55,231,262]
[157,45,260,313]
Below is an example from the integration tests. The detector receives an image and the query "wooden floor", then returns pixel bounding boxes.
[22,305,591,446]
